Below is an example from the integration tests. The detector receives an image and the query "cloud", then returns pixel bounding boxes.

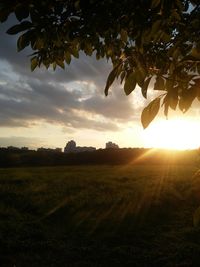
[0,75,123,131]
[0,15,143,134]
[0,136,45,148]
[1,15,199,134]
[0,15,112,87]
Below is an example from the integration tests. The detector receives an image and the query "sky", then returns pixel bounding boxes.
[1,15,200,150]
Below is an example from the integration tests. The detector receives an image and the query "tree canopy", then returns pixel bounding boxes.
[1,0,200,128]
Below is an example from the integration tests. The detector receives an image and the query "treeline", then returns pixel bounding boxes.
[0,147,198,167]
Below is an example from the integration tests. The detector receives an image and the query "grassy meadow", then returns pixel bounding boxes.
[1,164,200,266]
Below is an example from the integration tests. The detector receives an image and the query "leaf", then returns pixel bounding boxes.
[17,33,30,52]
[55,2,63,14]
[197,64,200,75]
[64,51,71,64]
[124,73,136,95]
[121,29,128,42]
[169,96,178,110]
[30,9,39,22]
[104,64,119,96]
[15,4,29,21]
[179,96,194,113]
[116,63,123,78]
[84,43,93,56]
[70,46,79,58]
[179,85,196,112]
[154,76,165,91]
[178,97,185,112]
[31,57,38,71]
[175,0,184,11]
[53,62,57,71]
[56,59,65,69]
[134,62,146,87]
[43,59,50,69]
[7,24,24,35]
[194,79,200,101]
[160,32,171,43]
[141,97,160,129]
[7,21,32,35]
[120,71,126,84]
[193,206,200,227]
[150,20,161,38]
[191,47,200,60]
[96,52,100,60]
[34,38,44,50]
[74,0,80,10]
[151,0,160,9]
[164,102,169,118]
[0,9,9,23]
[165,79,174,92]
[141,77,151,98]
[57,48,64,59]
[172,10,181,21]
[162,95,169,117]
[162,92,178,114]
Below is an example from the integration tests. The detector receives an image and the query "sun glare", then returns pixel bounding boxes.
[143,118,200,150]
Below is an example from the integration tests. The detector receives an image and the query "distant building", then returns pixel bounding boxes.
[64,140,96,153]
[105,141,119,149]
[64,140,76,153]
[37,147,62,152]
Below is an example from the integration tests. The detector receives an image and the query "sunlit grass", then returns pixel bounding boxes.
[0,164,200,266]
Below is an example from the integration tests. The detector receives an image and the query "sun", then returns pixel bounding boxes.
[143,117,200,150]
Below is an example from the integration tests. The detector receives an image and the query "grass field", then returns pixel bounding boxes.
[1,164,200,266]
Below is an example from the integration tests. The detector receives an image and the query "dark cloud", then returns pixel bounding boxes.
[0,15,111,87]
[0,79,121,131]
[0,15,139,132]
[83,90,135,120]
